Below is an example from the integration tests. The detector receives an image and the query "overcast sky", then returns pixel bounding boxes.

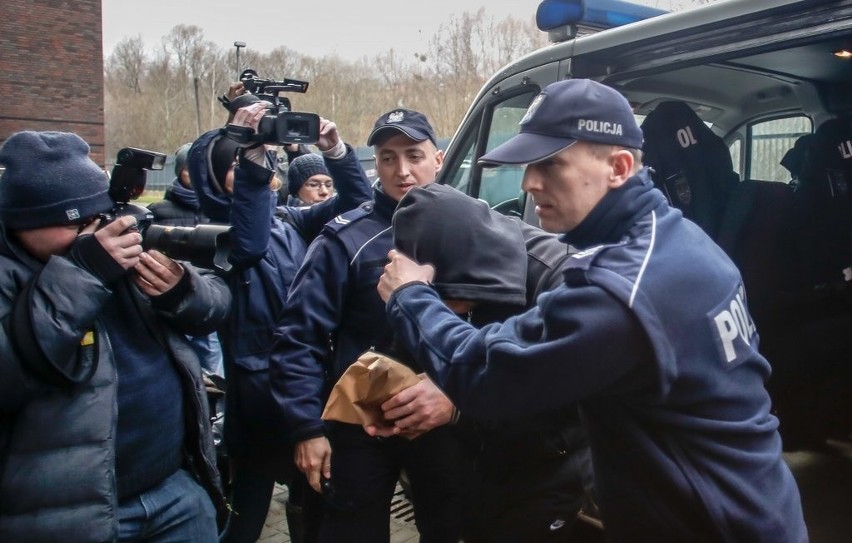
[101,0,692,62]
[102,1,539,61]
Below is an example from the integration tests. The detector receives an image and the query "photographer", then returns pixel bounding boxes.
[0,131,231,542]
[189,95,372,542]
[148,141,224,377]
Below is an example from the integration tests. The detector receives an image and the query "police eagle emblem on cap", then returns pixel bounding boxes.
[520,94,545,125]
[388,111,405,123]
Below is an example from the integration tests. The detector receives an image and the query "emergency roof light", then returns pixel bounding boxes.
[536,0,669,43]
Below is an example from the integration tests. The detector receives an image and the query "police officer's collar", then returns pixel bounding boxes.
[560,168,662,249]
[373,183,399,219]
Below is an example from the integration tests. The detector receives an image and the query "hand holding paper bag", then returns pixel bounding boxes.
[322,351,421,427]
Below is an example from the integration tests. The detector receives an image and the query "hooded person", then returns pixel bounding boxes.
[148,142,207,227]
[187,104,372,543]
[390,183,596,542]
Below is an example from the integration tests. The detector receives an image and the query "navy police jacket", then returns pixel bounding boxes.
[189,129,371,448]
[386,170,807,542]
[269,185,403,444]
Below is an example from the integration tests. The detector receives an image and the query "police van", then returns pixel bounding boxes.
[438,0,852,532]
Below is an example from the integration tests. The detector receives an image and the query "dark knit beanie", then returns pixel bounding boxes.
[210,136,239,193]
[287,153,330,197]
[174,142,192,177]
[0,131,114,230]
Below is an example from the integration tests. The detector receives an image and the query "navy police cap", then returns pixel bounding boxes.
[367,109,437,147]
[479,79,643,165]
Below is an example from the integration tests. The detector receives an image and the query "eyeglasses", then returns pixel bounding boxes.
[304,180,334,190]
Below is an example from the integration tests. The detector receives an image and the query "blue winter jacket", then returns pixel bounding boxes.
[385,170,807,542]
[188,130,372,450]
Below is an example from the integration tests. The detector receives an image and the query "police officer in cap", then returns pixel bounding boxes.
[268,109,465,542]
[377,79,807,543]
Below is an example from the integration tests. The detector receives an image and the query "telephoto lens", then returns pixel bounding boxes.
[143,224,232,273]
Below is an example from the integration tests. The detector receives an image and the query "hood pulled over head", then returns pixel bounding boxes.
[188,130,239,222]
[392,184,527,306]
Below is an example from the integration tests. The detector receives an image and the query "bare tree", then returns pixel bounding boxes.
[107,36,146,94]
[103,8,571,160]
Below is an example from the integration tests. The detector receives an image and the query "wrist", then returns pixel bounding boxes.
[239,144,266,165]
[67,234,127,284]
[322,139,346,160]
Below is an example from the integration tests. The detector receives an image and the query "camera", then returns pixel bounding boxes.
[224,69,321,146]
[102,147,233,273]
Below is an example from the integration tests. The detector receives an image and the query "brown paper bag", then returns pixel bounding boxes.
[321,351,421,427]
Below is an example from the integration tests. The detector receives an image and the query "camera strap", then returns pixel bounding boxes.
[225,124,257,146]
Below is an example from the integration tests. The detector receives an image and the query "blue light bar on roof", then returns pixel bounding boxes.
[537,0,668,33]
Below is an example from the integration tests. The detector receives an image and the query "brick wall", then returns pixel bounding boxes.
[0,0,105,165]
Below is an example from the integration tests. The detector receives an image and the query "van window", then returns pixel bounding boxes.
[728,138,742,177]
[479,94,536,210]
[445,90,538,213]
[748,116,812,182]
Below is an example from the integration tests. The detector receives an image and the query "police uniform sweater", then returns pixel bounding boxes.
[270,186,403,444]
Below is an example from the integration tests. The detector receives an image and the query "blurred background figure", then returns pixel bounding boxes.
[286,153,334,206]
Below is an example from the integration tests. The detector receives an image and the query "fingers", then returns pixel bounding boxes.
[322,454,332,481]
[133,250,184,296]
[94,216,143,270]
[102,215,138,236]
[77,217,101,236]
[305,453,331,494]
[233,102,267,128]
[317,118,340,152]
[227,82,245,101]
[382,393,416,421]
[380,388,409,412]
[307,467,322,493]
[294,438,331,493]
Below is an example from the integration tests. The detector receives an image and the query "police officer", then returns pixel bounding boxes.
[377,79,808,542]
[268,109,465,542]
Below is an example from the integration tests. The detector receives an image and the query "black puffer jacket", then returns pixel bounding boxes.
[148,179,209,227]
[0,223,231,542]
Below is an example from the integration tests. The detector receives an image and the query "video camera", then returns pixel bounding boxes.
[101,147,233,273]
[224,69,320,146]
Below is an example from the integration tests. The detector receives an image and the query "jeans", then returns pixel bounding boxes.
[190,333,224,377]
[117,469,217,542]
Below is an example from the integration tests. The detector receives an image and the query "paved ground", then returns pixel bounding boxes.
[258,440,852,542]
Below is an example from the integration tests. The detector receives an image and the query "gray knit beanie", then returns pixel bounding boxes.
[174,142,192,177]
[287,153,330,197]
[0,131,114,230]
